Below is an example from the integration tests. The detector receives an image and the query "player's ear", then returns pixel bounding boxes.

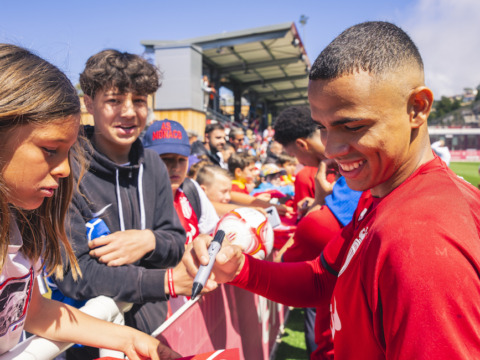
[84,95,95,115]
[295,138,308,150]
[234,167,242,178]
[409,86,433,129]
[200,184,207,192]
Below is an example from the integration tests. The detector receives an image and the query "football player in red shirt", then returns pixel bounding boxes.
[187,21,480,360]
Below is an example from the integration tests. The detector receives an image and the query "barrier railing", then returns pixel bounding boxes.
[0,296,132,360]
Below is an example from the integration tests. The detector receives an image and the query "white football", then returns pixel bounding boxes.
[215,207,274,260]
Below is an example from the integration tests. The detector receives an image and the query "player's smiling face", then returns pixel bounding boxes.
[85,88,148,163]
[308,71,415,197]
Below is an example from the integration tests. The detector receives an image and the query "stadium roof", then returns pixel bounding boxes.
[141,22,311,110]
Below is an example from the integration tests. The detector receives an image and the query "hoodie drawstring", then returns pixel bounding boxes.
[115,169,126,231]
[138,164,146,230]
[115,165,146,231]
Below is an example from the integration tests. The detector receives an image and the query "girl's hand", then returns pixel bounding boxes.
[123,330,181,360]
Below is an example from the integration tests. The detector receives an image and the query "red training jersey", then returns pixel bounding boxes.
[233,156,480,359]
[173,189,200,245]
[293,166,317,211]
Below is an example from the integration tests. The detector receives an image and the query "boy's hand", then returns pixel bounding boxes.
[88,229,155,266]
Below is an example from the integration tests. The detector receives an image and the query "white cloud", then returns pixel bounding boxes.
[399,0,480,98]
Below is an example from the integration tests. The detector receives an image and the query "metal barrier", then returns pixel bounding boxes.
[0,296,132,360]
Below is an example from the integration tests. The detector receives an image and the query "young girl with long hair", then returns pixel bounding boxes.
[0,43,179,359]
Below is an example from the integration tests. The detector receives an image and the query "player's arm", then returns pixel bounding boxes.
[25,281,181,360]
[185,234,339,308]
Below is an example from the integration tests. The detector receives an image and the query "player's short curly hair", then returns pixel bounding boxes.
[273,106,318,146]
[309,21,423,80]
[80,49,161,98]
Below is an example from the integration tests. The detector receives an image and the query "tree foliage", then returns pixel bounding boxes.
[430,96,461,121]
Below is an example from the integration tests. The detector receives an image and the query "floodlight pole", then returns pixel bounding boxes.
[299,14,308,44]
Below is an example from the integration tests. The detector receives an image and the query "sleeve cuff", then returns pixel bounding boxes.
[140,269,169,302]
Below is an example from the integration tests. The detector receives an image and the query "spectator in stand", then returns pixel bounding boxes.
[222,142,236,165]
[143,119,219,244]
[0,43,179,360]
[251,163,295,198]
[263,124,275,142]
[229,127,246,152]
[196,165,233,206]
[276,154,298,186]
[197,164,294,217]
[244,129,258,156]
[187,156,212,180]
[431,138,451,166]
[228,153,257,195]
[201,75,215,111]
[264,140,284,164]
[188,156,210,175]
[189,21,480,360]
[52,49,192,359]
[187,129,199,145]
[191,123,228,169]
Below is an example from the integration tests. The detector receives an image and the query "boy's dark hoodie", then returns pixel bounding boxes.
[54,126,186,334]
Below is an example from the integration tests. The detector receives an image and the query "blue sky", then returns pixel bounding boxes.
[1,0,479,98]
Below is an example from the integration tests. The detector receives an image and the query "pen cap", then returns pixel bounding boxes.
[212,229,226,244]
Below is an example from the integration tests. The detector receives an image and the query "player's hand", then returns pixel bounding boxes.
[88,229,155,266]
[123,330,181,360]
[164,239,220,297]
[275,203,294,217]
[314,159,337,205]
[297,197,315,218]
[180,234,218,293]
[184,234,245,287]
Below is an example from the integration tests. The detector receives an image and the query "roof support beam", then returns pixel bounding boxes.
[256,87,308,97]
[236,74,308,87]
[268,95,309,104]
[219,56,301,74]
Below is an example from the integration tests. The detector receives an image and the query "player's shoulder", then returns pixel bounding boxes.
[384,158,479,214]
[295,166,317,180]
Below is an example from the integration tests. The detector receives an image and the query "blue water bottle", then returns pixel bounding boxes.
[86,218,110,244]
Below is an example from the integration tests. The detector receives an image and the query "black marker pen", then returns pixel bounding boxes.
[191,230,225,300]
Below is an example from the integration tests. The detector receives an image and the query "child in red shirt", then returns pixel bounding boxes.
[228,153,257,195]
